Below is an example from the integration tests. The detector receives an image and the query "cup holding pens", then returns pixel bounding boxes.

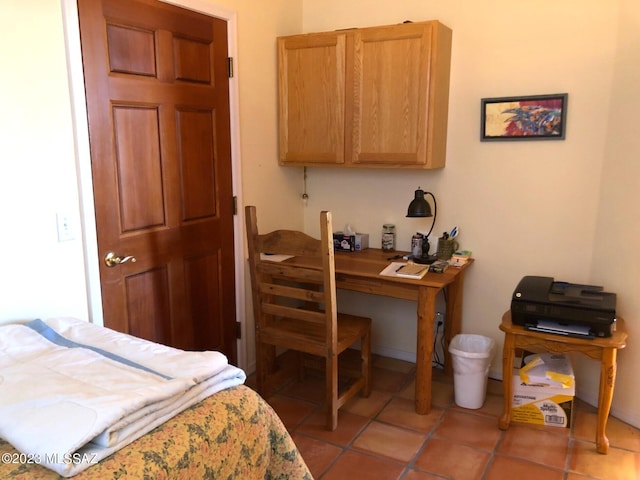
[436,237,459,260]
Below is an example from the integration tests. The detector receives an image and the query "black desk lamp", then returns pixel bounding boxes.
[406,188,438,264]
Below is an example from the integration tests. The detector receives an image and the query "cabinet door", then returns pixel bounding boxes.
[278,33,346,165]
[351,22,451,168]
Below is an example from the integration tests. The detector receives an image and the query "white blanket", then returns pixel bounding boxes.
[0,317,246,477]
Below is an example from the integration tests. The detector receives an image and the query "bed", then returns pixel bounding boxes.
[0,318,312,479]
[0,385,312,479]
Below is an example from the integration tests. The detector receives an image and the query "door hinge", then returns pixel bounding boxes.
[235,321,242,339]
[227,57,234,78]
[232,196,238,215]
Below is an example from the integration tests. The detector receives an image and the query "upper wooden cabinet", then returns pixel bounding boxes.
[278,21,452,169]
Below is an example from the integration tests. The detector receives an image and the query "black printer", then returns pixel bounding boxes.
[511,276,616,338]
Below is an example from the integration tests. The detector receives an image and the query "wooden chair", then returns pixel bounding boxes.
[245,205,372,430]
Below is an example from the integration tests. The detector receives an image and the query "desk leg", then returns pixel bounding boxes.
[444,271,465,376]
[415,286,438,414]
[596,347,617,454]
[498,332,515,430]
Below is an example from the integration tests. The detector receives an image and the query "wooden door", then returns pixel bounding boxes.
[77,0,237,361]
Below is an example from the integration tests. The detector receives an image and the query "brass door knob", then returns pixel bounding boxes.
[104,251,137,268]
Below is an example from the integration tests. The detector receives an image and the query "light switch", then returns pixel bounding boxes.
[56,212,74,242]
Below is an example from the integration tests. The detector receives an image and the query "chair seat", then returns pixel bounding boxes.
[258,314,371,357]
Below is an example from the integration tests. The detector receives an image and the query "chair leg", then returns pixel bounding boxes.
[326,353,339,431]
[361,329,372,397]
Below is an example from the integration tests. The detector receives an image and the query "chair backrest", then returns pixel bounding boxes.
[245,205,338,351]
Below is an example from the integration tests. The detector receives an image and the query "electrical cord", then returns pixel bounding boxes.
[432,288,448,368]
[432,315,444,368]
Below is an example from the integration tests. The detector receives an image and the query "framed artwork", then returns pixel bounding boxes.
[480,93,568,141]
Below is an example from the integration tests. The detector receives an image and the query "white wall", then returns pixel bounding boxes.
[585,0,640,424]
[300,0,639,427]
[0,0,88,323]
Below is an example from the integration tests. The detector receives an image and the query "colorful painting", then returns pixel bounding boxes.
[481,93,568,141]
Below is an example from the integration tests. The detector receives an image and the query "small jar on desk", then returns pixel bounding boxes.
[381,224,396,251]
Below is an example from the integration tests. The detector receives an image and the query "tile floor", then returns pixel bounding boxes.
[247,354,640,480]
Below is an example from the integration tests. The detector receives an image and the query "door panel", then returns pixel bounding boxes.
[78,0,236,360]
[125,267,172,344]
[184,254,223,351]
[113,106,165,230]
[106,24,156,76]
[177,109,217,221]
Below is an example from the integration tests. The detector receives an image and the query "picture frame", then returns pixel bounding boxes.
[480,93,568,141]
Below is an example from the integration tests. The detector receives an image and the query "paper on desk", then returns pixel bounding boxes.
[379,262,428,279]
[260,253,294,262]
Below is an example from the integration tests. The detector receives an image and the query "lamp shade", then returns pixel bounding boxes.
[406,189,433,218]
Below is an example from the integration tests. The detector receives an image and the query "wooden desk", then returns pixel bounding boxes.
[498,311,627,454]
[332,249,473,414]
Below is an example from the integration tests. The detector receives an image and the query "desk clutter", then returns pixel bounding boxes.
[379,259,453,278]
[449,250,472,266]
[380,262,429,279]
[333,224,369,251]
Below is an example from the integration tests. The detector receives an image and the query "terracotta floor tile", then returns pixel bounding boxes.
[320,450,404,480]
[265,393,318,430]
[371,366,410,393]
[260,356,640,480]
[429,378,455,408]
[296,408,369,446]
[281,375,326,403]
[352,421,426,462]
[497,423,570,470]
[606,415,640,452]
[430,367,449,382]
[572,400,600,443]
[486,377,503,396]
[508,418,572,438]
[434,409,502,451]
[566,474,595,480]
[402,469,446,480]
[291,433,342,479]
[377,397,443,433]
[573,400,640,452]
[397,379,416,401]
[569,439,640,480]
[373,355,415,373]
[486,454,564,480]
[414,437,491,479]
[459,390,503,418]
[342,389,392,418]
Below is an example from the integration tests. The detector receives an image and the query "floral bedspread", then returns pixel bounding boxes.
[0,385,313,479]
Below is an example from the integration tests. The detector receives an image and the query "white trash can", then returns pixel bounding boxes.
[448,334,495,409]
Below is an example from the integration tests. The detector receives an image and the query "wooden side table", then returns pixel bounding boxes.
[498,311,627,454]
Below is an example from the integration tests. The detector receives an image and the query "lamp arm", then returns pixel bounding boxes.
[425,191,437,238]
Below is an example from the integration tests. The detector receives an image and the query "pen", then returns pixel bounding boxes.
[387,254,403,260]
